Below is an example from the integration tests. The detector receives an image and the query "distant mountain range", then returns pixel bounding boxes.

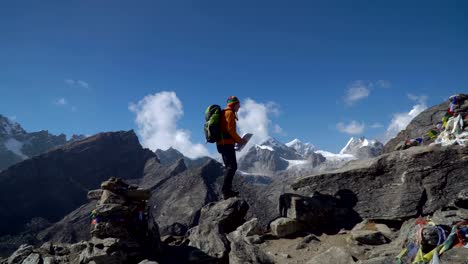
[0,113,384,178]
[0,115,85,171]
[236,136,383,177]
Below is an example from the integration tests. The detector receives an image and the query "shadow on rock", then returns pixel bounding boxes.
[272,189,362,237]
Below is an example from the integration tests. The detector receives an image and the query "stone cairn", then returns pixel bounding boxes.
[82,177,161,264]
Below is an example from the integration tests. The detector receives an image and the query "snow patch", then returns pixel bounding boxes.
[315,150,355,161]
[256,144,274,151]
[361,138,369,147]
[339,137,355,154]
[281,158,309,170]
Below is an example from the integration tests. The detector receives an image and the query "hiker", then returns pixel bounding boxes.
[217,96,247,199]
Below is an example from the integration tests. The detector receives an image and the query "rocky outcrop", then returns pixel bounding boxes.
[383,94,468,153]
[292,144,468,220]
[227,218,273,264]
[0,130,155,237]
[187,197,249,262]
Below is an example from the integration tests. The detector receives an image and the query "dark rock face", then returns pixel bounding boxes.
[383,94,468,154]
[147,159,225,236]
[292,145,468,220]
[36,202,96,244]
[0,130,154,237]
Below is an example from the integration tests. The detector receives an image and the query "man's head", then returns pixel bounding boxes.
[227,96,240,111]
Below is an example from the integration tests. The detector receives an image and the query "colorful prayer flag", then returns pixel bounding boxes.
[427,130,438,139]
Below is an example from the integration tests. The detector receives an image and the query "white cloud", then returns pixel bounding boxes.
[376,80,391,88]
[345,81,371,105]
[55,98,67,106]
[65,79,90,90]
[237,98,280,147]
[77,80,90,89]
[273,124,286,136]
[336,121,365,135]
[129,91,210,159]
[383,94,428,142]
[407,94,428,105]
[370,123,384,128]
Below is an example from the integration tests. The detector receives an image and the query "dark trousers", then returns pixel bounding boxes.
[217,144,237,193]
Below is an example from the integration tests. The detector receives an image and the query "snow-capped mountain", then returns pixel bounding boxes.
[238,137,325,175]
[314,150,357,171]
[285,138,316,156]
[339,137,384,159]
[238,136,383,177]
[0,114,86,171]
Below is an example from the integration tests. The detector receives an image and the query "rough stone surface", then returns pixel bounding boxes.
[270,218,303,238]
[293,145,468,220]
[147,159,225,236]
[187,198,249,261]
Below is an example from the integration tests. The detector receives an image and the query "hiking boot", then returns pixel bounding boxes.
[222,190,239,199]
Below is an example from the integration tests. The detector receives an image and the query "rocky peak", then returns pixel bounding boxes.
[340,137,384,159]
[239,137,324,175]
[0,115,26,137]
[285,138,316,156]
[155,147,184,165]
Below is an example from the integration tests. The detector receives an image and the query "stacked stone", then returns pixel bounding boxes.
[88,177,151,239]
[80,177,160,264]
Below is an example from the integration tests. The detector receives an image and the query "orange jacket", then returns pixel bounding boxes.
[216,107,242,145]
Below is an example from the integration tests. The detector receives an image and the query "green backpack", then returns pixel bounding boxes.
[204,105,222,143]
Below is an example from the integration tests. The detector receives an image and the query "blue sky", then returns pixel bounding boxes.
[0,0,467,157]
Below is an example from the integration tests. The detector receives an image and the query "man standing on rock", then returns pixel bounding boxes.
[217,96,247,199]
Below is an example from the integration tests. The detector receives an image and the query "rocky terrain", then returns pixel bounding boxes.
[0,94,467,263]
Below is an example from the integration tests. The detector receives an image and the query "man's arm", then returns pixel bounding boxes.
[226,110,243,143]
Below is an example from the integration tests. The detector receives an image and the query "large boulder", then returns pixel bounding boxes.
[292,144,468,220]
[227,218,273,264]
[188,198,249,261]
